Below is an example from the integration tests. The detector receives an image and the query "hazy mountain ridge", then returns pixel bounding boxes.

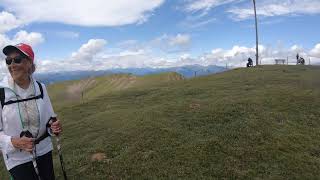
[35,65,227,84]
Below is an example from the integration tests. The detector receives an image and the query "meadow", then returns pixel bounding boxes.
[1,65,320,179]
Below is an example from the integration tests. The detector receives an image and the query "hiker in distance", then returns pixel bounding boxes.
[247,57,253,67]
[0,43,62,180]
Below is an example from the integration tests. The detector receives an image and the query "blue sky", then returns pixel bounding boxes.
[0,0,320,74]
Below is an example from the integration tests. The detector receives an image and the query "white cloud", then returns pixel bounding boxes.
[201,45,257,67]
[0,30,44,74]
[0,31,44,59]
[0,0,165,26]
[28,41,320,74]
[97,54,162,69]
[0,31,44,48]
[184,0,237,12]
[0,34,10,49]
[169,34,191,46]
[195,43,318,67]
[0,12,45,59]
[181,0,235,29]
[13,31,44,46]
[183,0,320,21]
[117,35,192,55]
[0,57,8,77]
[0,11,23,33]
[118,49,146,56]
[228,0,320,20]
[152,34,191,53]
[290,45,304,53]
[34,39,107,73]
[179,8,217,29]
[34,38,179,73]
[310,44,320,58]
[180,53,191,59]
[70,39,107,62]
[36,51,170,73]
[116,40,147,52]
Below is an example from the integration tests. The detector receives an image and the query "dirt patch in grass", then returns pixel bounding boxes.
[91,153,107,162]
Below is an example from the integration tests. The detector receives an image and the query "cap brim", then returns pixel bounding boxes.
[3,45,20,55]
[3,45,28,57]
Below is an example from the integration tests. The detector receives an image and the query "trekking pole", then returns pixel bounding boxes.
[50,117,68,180]
[31,150,41,180]
[20,131,42,180]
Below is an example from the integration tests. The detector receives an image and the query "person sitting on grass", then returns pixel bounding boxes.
[247,57,253,67]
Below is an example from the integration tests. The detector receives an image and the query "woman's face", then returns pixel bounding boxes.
[6,51,32,82]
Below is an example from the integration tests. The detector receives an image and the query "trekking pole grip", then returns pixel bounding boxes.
[50,116,60,136]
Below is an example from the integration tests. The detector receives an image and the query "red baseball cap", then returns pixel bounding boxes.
[3,43,35,61]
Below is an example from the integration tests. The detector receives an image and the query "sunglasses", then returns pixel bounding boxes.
[5,56,25,65]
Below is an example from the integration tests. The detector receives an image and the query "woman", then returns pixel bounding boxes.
[0,43,62,180]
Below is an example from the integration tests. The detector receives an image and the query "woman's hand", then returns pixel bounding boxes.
[11,137,35,152]
[51,119,62,135]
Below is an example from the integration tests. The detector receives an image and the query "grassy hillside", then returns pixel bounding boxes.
[47,72,184,107]
[1,66,320,179]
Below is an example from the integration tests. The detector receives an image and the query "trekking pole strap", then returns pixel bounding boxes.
[34,117,54,144]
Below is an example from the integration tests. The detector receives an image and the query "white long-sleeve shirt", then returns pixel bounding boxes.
[0,75,55,170]
[13,78,40,138]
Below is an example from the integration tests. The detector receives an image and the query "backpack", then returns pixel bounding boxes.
[0,81,44,108]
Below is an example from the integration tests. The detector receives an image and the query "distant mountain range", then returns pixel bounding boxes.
[35,65,227,84]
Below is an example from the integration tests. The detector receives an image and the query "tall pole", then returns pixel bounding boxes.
[309,57,311,65]
[253,0,259,66]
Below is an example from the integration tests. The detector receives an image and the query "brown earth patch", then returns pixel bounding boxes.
[189,103,201,110]
[91,153,107,162]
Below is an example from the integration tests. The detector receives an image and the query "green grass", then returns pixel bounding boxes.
[1,66,320,179]
[47,72,184,107]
